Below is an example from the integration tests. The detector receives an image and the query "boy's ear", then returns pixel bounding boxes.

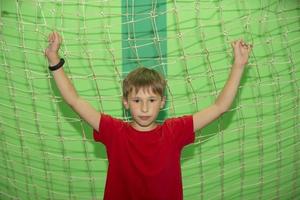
[160,96,166,109]
[122,97,129,109]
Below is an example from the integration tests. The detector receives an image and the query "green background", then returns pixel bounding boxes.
[0,0,299,199]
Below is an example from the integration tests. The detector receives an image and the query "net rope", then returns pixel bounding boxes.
[0,0,299,199]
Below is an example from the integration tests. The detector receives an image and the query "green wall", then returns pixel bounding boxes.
[0,0,299,199]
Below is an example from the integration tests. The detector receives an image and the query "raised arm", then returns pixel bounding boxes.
[193,39,252,132]
[45,32,101,131]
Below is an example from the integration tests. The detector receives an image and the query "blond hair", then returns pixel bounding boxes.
[122,67,166,99]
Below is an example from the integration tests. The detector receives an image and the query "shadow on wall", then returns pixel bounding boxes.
[181,66,250,165]
[50,79,107,161]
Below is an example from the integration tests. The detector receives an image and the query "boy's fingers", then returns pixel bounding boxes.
[231,39,253,52]
[247,44,253,53]
[245,43,252,49]
[241,39,246,45]
[237,39,243,47]
[231,40,238,48]
[54,32,58,41]
[48,32,53,42]
[53,32,62,44]
[52,32,56,42]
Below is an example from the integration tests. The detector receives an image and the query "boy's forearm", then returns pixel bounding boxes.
[215,63,245,113]
[51,62,79,107]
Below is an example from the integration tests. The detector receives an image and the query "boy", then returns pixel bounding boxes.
[45,32,252,200]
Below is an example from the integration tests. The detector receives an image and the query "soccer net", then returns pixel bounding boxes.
[0,0,299,199]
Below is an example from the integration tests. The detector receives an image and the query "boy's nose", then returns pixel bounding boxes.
[141,102,149,113]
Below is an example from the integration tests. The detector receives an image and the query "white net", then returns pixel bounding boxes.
[0,0,299,199]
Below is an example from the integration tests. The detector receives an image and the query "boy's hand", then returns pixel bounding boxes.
[45,32,62,66]
[231,39,252,67]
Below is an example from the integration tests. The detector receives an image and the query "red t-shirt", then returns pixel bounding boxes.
[93,114,195,200]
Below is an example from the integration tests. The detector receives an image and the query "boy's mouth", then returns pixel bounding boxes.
[139,116,151,121]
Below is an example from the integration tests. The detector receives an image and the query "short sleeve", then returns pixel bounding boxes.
[93,114,124,147]
[164,115,195,149]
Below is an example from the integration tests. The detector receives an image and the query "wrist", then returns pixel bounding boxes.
[48,56,60,66]
[45,50,60,65]
[48,58,65,71]
[233,62,245,69]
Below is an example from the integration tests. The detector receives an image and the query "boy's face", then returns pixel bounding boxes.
[123,87,166,131]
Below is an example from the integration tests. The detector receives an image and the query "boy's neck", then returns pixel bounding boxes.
[130,121,159,132]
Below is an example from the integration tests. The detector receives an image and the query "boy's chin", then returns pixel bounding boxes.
[132,120,157,131]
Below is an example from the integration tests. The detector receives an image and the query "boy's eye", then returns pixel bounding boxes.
[132,99,140,103]
[149,99,157,103]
